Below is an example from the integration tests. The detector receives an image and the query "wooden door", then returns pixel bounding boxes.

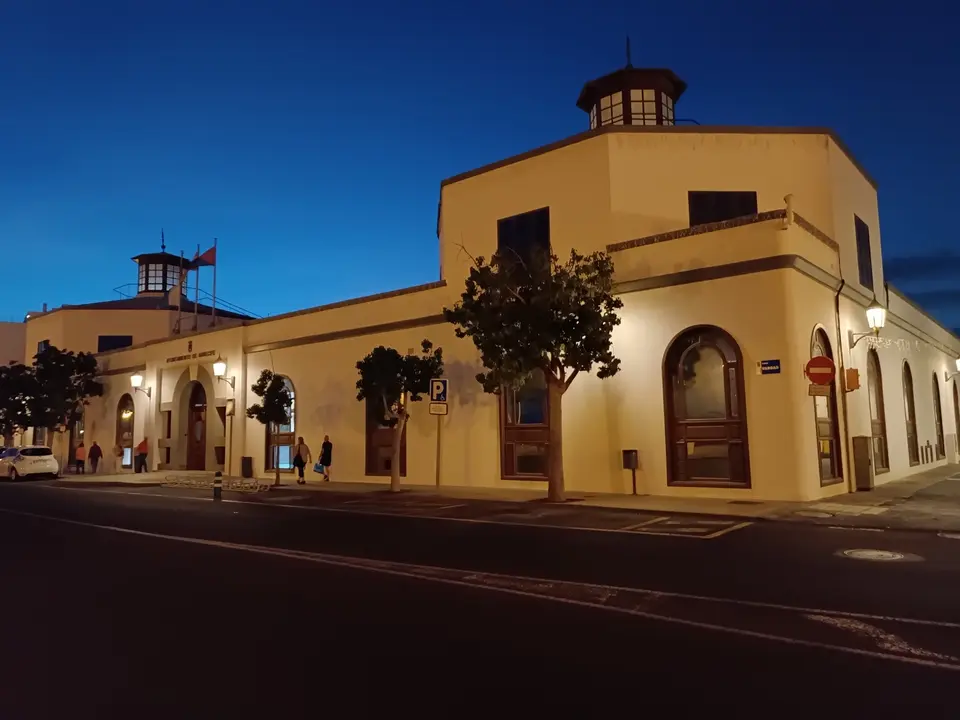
[187,383,207,471]
[664,326,750,488]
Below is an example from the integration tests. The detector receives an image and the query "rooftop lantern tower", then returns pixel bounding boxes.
[576,38,687,129]
[131,230,185,296]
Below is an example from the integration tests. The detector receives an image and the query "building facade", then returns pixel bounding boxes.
[31,65,960,500]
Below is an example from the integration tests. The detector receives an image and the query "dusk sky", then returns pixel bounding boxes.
[1,1,957,326]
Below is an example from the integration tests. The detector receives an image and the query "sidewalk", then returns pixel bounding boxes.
[55,464,960,532]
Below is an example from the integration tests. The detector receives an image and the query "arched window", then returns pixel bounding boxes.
[866,350,888,472]
[116,394,135,469]
[811,329,842,484]
[903,362,920,466]
[933,374,945,460]
[663,325,750,487]
[953,380,960,458]
[265,377,295,473]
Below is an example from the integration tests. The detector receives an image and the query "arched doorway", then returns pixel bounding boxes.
[116,394,135,469]
[663,325,750,487]
[811,328,842,484]
[933,374,945,459]
[187,383,207,471]
[903,362,919,466]
[866,350,888,472]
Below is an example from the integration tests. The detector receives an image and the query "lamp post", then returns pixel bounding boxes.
[944,358,960,383]
[130,372,151,398]
[212,356,235,390]
[848,298,887,350]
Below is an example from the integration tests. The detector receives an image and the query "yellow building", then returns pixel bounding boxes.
[35,64,960,500]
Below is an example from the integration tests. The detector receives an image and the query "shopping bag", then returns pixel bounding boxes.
[313,461,326,474]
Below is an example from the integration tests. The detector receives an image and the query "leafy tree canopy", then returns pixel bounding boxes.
[443,249,623,394]
[0,363,35,437]
[246,370,293,427]
[29,345,103,431]
[355,340,444,423]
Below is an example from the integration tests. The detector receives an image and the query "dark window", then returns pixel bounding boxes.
[365,396,406,476]
[933,374,945,460]
[37,339,49,354]
[903,362,919,466]
[688,191,758,227]
[21,447,52,457]
[497,207,550,269]
[97,335,134,353]
[501,370,550,479]
[855,215,873,290]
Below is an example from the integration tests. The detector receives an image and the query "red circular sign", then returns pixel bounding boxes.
[805,355,836,385]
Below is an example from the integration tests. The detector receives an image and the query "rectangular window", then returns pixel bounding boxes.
[33,427,47,446]
[855,215,873,291]
[37,339,50,355]
[497,207,550,269]
[97,335,134,353]
[138,265,147,292]
[598,92,623,126]
[630,88,659,125]
[688,191,759,227]
[146,263,164,291]
[501,371,550,479]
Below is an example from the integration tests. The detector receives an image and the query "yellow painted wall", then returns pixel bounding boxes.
[0,322,26,366]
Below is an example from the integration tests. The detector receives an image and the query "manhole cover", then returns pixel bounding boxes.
[795,511,833,518]
[838,549,922,562]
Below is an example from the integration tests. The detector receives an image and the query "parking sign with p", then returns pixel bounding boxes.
[430,378,448,402]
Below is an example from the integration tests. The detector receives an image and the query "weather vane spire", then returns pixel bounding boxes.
[161,228,166,252]
[626,35,632,68]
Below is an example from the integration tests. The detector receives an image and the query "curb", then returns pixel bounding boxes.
[52,481,166,489]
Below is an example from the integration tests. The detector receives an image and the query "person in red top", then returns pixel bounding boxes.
[135,437,149,474]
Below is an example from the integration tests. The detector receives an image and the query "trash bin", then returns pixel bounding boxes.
[241,456,254,479]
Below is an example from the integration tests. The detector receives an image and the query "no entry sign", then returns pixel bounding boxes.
[805,355,836,385]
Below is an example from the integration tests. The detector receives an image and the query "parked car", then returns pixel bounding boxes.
[0,446,60,481]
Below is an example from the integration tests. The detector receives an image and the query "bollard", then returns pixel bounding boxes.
[213,471,223,501]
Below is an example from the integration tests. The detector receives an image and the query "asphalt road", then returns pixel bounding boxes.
[2,482,960,718]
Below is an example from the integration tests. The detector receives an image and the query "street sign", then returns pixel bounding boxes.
[808,384,831,397]
[758,359,781,375]
[805,355,836,385]
[430,378,448,403]
[429,402,448,416]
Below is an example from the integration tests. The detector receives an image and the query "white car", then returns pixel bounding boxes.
[0,446,60,481]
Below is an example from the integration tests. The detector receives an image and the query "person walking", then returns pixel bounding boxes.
[88,441,103,473]
[292,436,312,485]
[319,435,333,482]
[135,437,149,473]
[74,442,86,474]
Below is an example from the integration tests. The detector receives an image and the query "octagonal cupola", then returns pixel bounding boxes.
[576,49,687,129]
[131,230,184,296]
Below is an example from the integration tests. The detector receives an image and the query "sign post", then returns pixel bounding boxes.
[429,379,449,487]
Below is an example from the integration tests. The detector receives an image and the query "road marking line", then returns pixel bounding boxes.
[621,516,670,531]
[1,506,958,673]
[16,485,739,539]
[806,614,956,661]
[702,521,754,539]
[0,505,956,629]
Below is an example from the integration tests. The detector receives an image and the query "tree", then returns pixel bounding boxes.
[356,340,444,492]
[443,248,623,502]
[0,363,34,444]
[245,369,293,486]
[29,346,103,455]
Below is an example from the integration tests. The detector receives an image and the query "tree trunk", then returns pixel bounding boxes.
[547,379,565,502]
[390,413,406,493]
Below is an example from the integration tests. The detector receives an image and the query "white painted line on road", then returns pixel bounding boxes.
[19,484,745,540]
[1,506,959,673]
[828,526,884,532]
[1,505,958,628]
[620,516,669,531]
[806,614,956,661]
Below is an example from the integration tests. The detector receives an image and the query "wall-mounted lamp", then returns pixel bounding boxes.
[848,297,887,350]
[130,372,151,398]
[944,358,960,383]
[212,355,235,390]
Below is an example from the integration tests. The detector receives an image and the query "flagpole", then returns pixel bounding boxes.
[211,237,218,328]
[176,250,184,334]
[193,243,200,332]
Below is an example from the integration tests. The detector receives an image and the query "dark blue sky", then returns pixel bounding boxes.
[1,1,957,325]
